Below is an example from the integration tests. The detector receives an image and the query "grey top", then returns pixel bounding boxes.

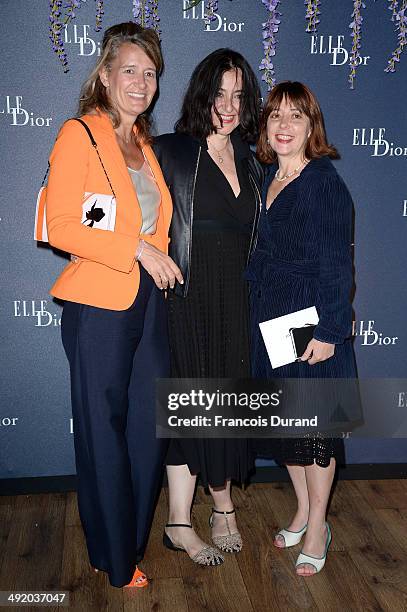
[128,160,161,235]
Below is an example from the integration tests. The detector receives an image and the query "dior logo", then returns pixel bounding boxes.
[352,320,398,347]
[352,128,407,157]
[310,34,370,67]
[13,300,61,327]
[64,24,101,56]
[0,96,52,127]
[182,1,244,32]
[0,417,19,427]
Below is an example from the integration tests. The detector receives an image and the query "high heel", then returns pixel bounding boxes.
[295,523,332,576]
[209,508,242,553]
[124,566,148,588]
[274,524,307,548]
[163,523,224,566]
[91,564,148,588]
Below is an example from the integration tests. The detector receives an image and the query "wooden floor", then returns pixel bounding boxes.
[1,480,407,611]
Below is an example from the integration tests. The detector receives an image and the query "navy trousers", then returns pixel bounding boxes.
[61,267,169,588]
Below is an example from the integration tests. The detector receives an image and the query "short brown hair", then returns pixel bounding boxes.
[256,81,339,164]
[78,22,163,144]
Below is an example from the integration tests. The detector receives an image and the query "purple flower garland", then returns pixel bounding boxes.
[259,0,281,90]
[348,0,366,89]
[305,0,321,33]
[49,0,68,72]
[65,0,86,23]
[385,0,407,72]
[388,0,400,21]
[132,0,161,37]
[132,0,143,23]
[95,0,104,32]
[204,0,219,24]
[47,0,407,80]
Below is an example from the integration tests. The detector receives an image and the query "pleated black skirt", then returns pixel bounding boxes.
[166,228,255,487]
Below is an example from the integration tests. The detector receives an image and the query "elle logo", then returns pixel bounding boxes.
[182,1,244,32]
[64,24,101,56]
[13,300,61,327]
[310,34,370,66]
[352,128,407,157]
[0,96,52,127]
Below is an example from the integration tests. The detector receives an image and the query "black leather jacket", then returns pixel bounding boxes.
[153,129,264,297]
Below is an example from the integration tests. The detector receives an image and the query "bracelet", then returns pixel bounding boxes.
[135,239,145,261]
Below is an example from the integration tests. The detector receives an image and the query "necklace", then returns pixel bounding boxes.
[275,160,307,182]
[208,137,230,164]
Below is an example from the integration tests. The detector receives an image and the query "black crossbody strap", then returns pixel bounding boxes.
[72,118,117,199]
[41,164,50,187]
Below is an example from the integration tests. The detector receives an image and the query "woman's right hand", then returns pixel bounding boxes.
[138,241,184,290]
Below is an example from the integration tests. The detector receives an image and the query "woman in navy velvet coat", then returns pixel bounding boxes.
[247,82,357,577]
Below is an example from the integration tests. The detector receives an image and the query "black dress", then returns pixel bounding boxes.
[247,157,359,467]
[166,144,256,487]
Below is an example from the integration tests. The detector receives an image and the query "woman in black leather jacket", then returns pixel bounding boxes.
[153,48,263,566]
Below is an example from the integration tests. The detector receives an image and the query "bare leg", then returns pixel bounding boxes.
[165,464,211,558]
[274,465,309,547]
[296,458,335,576]
[209,479,239,539]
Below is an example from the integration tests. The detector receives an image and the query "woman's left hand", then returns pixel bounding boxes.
[300,339,335,365]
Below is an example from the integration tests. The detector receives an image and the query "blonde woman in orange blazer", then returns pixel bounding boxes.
[46,23,182,589]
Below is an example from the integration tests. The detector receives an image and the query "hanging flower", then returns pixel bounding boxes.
[147,0,161,36]
[348,0,366,89]
[95,0,104,32]
[64,0,86,25]
[132,0,161,37]
[50,0,87,72]
[305,0,321,33]
[259,0,282,90]
[385,0,407,72]
[388,0,400,21]
[204,0,219,25]
[132,0,143,24]
[49,0,69,73]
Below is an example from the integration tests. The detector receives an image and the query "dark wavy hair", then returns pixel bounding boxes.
[257,81,339,163]
[78,22,163,144]
[175,48,261,143]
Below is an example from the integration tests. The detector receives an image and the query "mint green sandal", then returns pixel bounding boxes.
[295,523,332,575]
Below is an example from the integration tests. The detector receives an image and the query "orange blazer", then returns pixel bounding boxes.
[46,111,172,310]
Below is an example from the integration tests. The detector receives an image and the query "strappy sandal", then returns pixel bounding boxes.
[274,524,307,548]
[209,508,242,553]
[163,523,224,566]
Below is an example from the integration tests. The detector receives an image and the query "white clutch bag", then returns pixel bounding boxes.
[81,192,116,231]
[259,306,319,369]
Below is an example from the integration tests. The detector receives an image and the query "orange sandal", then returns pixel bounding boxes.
[124,566,149,588]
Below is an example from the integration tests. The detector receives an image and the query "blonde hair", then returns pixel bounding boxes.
[78,22,163,144]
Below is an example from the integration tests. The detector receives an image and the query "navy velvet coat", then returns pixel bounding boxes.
[247,156,357,380]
